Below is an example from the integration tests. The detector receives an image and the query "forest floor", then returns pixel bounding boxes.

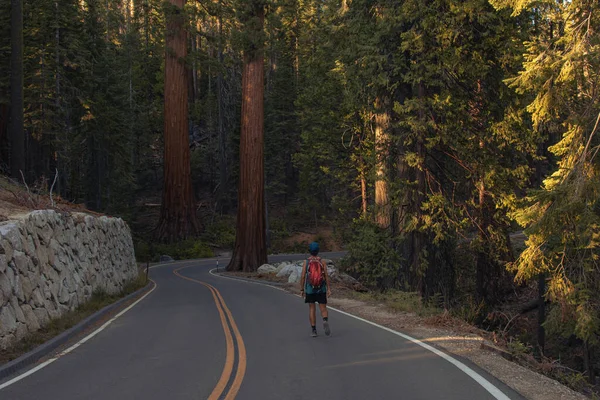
[222,264,594,400]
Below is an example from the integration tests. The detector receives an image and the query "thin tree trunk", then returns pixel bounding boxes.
[360,155,367,218]
[217,5,228,213]
[472,80,503,305]
[54,0,62,194]
[191,25,198,104]
[414,83,427,296]
[9,0,25,178]
[584,340,595,384]
[537,273,546,355]
[374,96,391,229]
[475,179,490,303]
[156,0,200,242]
[396,145,411,287]
[227,3,267,272]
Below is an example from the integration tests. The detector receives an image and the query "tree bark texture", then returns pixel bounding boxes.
[156,0,200,242]
[217,8,229,213]
[360,155,367,218]
[10,0,25,179]
[414,83,427,296]
[374,96,391,229]
[537,273,546,354]
[227,5,267,272]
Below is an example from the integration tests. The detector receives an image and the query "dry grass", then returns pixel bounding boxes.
[0,175,98,219]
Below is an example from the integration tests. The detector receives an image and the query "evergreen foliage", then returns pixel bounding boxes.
[3,0,600,383]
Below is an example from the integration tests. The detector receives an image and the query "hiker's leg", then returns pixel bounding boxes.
[318,303,328,319]
[319,302,331,336]
[309,303,316,326]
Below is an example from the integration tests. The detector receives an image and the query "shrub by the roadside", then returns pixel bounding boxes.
[134,238,214,262]
[339,220,400,289]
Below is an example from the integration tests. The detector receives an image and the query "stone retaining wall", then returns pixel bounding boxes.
[0,210,138,349]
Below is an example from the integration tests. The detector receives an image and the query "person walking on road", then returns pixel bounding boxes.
[300,242,331,337]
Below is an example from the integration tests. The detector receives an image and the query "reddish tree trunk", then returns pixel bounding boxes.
[155,0,200,243]
[374,96,391,229]
[227,5,267,272]
[360,155,367,218]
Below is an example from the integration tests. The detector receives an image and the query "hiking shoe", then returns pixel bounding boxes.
[324,321,331,336]
[311,329,318,337]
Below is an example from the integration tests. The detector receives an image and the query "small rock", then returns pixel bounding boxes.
[15,323,29,341]
[0,254,6,274]
[339,273,359,285]
[288,269,300,283]
[30,287,45,308]
[13,250,29,274]
[0,272,11,302]
[10,298,26,323]
[274,262,289,272]
[33,308,50,327]
[58,284,70,304]
[276,264,298,277]
[22,304,40,331]
[0,223,22,252]
[0,302,17,336]
[0,334,15,350]
[14,274,25,302]
[257,264,278,274]
[0,239,13,261]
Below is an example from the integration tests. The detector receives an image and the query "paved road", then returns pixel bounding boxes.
[0,253,524,399]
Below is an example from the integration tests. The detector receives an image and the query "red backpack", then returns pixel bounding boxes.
[307,257,325,291]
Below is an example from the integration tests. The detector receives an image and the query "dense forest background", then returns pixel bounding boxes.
[1,0,600,392]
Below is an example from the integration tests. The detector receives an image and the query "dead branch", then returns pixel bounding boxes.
[50,168,58,208]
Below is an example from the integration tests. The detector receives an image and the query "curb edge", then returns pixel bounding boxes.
[0,280,154,382]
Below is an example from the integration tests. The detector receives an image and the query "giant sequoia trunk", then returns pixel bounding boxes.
[156,0,200,242]
[9,0,25,178]
[227,4,267,272]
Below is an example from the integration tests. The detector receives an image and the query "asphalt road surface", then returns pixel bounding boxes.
[0,253,524,400]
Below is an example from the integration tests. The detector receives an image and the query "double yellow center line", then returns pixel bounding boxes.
[173,266,247,400]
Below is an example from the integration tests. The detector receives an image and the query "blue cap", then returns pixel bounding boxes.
[309,242,319,254]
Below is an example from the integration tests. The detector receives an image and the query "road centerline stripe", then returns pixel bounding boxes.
[173,266,247,400]
[208,267,513,400]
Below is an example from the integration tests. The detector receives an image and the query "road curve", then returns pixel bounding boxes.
[0,254,524,400]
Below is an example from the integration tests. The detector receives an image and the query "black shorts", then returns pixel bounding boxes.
[305,292,327,304]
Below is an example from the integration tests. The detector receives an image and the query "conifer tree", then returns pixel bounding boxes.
[494,0,600,360]
[228,0,268,272]
[156,0,200,241]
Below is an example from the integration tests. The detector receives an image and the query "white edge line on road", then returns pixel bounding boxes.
[209,267,512,400]
[0,281,157,391]
[328,307,511,400]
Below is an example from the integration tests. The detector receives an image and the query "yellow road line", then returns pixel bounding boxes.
[173,267,246,400]
[213,288,247,400]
